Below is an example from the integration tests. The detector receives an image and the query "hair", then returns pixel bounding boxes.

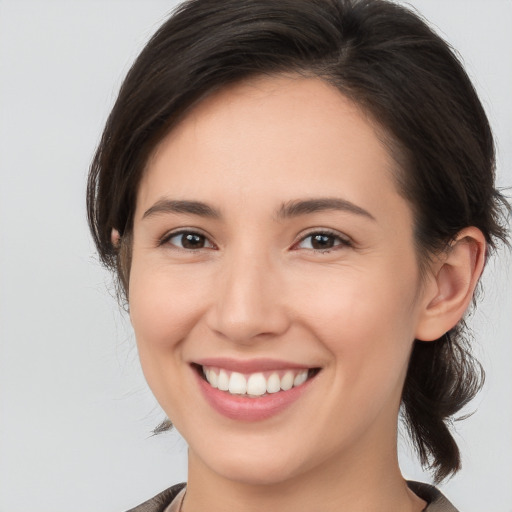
[87,0,510,483]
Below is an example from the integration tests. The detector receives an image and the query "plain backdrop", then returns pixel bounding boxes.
[0,1,511,511]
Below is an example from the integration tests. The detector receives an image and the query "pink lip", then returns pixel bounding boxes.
[193,364,316,422]
[193,357,311,373]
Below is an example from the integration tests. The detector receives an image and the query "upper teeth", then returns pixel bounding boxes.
[203,366,309,397]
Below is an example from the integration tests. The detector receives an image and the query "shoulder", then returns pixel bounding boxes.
[125,483,186,512]
[407,481,459,512]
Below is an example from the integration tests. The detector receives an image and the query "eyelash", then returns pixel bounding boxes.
[293,229,352,252]
[159,230,216,251]
[159,229,352,253]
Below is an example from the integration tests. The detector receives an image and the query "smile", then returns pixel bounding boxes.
[201,366,315,397]
[192,359,320,421]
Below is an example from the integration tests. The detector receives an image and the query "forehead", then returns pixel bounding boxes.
[137,75,406,224]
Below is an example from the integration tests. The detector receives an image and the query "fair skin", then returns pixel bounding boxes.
[126,76,485,512]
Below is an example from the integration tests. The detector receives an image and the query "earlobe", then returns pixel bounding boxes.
[415,227,486,342]
[111,228,121,248]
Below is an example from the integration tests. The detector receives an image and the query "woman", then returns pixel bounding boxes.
[87,0,509,510]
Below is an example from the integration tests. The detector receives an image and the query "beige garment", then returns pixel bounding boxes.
[163,487,186,512]
[127,481,459,512]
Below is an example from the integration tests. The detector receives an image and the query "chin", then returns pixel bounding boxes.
[187,429,322,487]
[205,453,308,486]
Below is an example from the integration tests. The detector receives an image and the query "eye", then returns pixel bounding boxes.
[295,231,351,251]
[164,231,215,250]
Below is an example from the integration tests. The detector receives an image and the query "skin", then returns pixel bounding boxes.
[127,76,485,512]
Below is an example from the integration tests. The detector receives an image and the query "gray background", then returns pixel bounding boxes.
[0,1,510,511]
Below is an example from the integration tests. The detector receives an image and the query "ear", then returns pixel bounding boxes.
[111,228,121,248]
[415,227,487,342]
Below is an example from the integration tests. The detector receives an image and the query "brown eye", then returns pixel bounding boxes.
[167,231,214,250]
[296,231,350,251]
[310,234,336,250]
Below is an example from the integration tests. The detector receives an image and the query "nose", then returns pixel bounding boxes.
[205,250,290,344]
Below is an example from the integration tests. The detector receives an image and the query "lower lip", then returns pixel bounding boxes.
[195,369,315,422]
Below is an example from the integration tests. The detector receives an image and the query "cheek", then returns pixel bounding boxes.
[127,259,213,420]
[295,262,419,383]
[128,259,210,353]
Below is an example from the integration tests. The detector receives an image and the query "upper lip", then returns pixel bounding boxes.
[193,357,314,373]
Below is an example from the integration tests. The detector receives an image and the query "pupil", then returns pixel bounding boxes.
[182,233,204,249]
[311,234,334,249]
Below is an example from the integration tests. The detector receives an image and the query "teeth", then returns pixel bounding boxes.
[280,371,294,391]
[218,369,229,391]
[247,373,267,396]
[203,366,313,396]
[293,370,308,387]
[228,372,247,394]
[266,372,281,394]
[208,368,218,388]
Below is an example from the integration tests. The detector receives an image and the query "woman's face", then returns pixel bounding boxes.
[129,76,433,485]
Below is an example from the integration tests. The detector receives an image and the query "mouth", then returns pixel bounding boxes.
[192,363,321,398]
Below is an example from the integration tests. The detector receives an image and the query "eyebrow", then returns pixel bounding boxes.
[276,197,376,221]
[142,197,375,222]
[142,199,221,220]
